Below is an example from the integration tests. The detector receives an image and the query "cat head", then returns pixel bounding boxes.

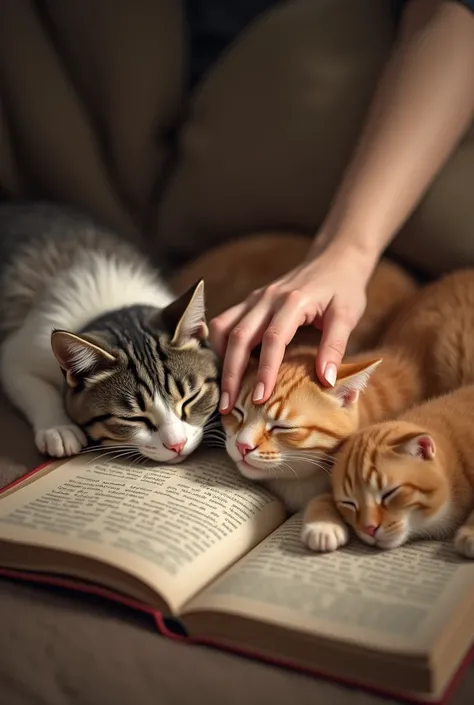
[222,348,381,482]
[51,280,220,463]
[332,421,451,550]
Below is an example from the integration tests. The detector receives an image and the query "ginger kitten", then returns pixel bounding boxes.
[324,386,474,558]
[223,268,474,517]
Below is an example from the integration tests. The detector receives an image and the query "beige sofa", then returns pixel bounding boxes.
[0,1,473,703]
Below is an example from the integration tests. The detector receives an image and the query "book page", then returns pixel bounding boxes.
[187,514,474,653]
[0,451,285,613]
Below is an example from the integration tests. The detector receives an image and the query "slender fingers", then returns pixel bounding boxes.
[217,302,274,412]
[209,302,249,357]
[316,302,358,386]
[252,293,309,403]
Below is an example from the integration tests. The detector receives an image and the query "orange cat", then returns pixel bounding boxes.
[169,232,418,352]
[223,269,474,517]
[322,386,474,559]
[223,346,424,512]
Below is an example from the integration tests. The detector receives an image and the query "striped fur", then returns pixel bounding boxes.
[0,203,219,459]
[329,386,474,557]
[301,268,474,554]
[225,269,474,517]
[222,345,425,512]
[223,348,383,512]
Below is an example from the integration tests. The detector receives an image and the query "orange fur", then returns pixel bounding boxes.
[324,386,474,558]
[224,268,474,519]
[382,268,474,395]
[301,269,474,554]
[169,232,418,352]
[222,345,424,512]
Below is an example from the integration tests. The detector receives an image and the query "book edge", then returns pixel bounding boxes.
[0,566,471,705]
[0,459,54,495]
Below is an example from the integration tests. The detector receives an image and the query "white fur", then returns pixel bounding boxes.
[0,253,173,458]
[301,520,349,552]
[225,428,331,513]
[124,393,204,463]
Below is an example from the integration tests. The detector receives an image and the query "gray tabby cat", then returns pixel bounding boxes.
[0,203,220,460]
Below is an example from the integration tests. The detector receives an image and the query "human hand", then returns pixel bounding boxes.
[210,243,375,413]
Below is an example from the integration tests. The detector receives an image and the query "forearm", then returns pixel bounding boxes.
[314,0,474,266]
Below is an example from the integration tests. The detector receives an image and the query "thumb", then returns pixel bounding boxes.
[316,304,355,387]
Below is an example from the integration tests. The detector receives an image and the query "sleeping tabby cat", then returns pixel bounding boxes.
[223,269,474,522]
[0,203,219,460]
[328,385,474,558]
[301,268,474,553]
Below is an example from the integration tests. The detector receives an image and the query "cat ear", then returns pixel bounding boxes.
[393,433,436,461]
[327,358,382,407]
[51,330,117,387]
[163,280,209,349]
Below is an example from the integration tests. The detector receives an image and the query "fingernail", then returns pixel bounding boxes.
[253,382,265,402]
[219,392,230,412]
[324,363,337,387]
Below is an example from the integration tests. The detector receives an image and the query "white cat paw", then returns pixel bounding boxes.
[302,520,349,553]
[454,527,474,559]
[35,425,87,458]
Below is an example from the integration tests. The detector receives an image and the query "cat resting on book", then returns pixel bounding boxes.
[0,450,473,703]
[0,205,414,462]
[222,269,474,541]
[322,385,474,558]
[0,203,220,461]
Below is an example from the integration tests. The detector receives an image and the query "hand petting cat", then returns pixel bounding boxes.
[211,240,374,412]
[211,0,474,414]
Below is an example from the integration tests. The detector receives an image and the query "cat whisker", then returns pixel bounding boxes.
[202,434,226,443]
[123,451,144,470]
[204,421,224,430]
[85,448,140,466]
[280,461,299,480]
[83,445,140,457]
[202,432,226,441]
[80,444,139,455]
[285,450,334,466]
[284,453,331,464]
[283,455,333,475]
[202,434,226,444]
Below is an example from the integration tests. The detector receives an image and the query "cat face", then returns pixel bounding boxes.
[51,281,220,462]
[332,421,450,549]
[222,348,381,482]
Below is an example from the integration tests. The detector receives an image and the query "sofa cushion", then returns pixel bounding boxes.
[154,0,395,263]
[390,121,474,276]
[0,0,185,238]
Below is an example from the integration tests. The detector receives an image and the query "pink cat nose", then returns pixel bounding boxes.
[237,441,255,458]
[363,524,380,538]
[165,440,186,455]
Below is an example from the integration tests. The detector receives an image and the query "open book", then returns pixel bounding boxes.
[0,450,472,703]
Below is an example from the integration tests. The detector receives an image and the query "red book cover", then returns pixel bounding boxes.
[0,461,472,705]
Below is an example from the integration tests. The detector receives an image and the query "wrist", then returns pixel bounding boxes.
[308,224,383,277]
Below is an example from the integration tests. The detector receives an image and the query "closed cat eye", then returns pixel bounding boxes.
[233,407,244,420]
[270,424,297,433]
[381,486,401,504]
[181,390,201,420]
[337,499,357,510]
[112,416,158,433]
